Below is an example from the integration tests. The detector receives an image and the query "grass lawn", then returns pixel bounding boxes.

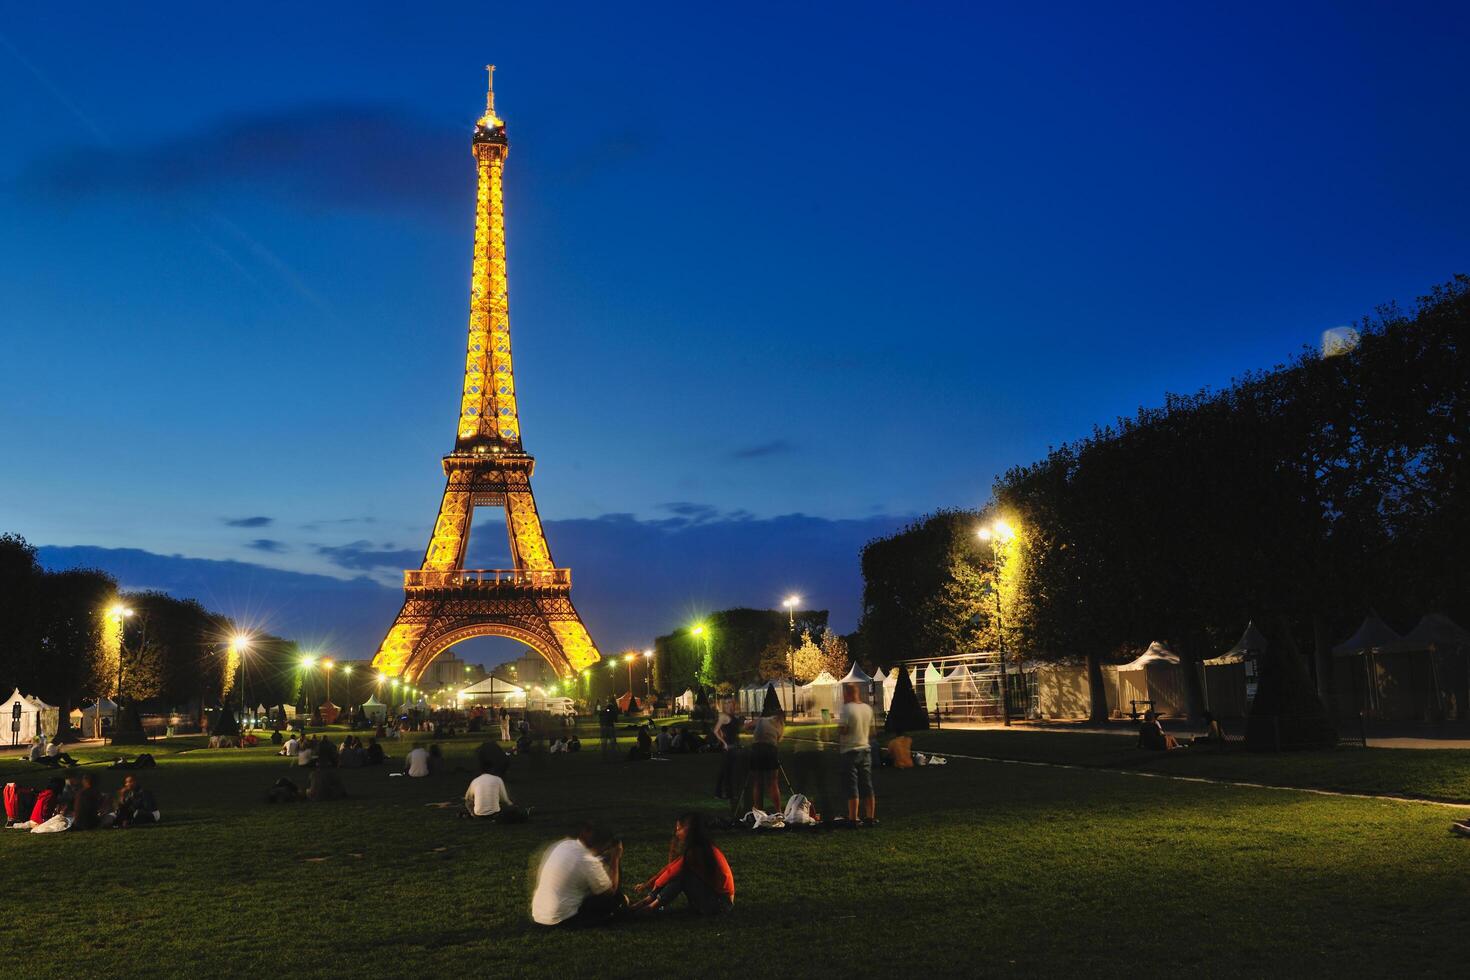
[3,725,1468,977]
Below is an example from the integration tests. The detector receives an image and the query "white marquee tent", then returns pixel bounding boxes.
[675,688,695,713]
[458,676,525,707]
[921,664,944,712]
[2,689,58,746]
[801,671,841,718]
[938,665,980,713]
[1115,642,1187,717]
[839,662,875,705]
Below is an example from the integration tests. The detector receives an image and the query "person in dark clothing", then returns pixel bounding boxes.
[70,773,104,831]
[111,774,159,827]
[627,725,653,762]
[365,739,386,766]
[477,739,512,777]
[270,730,283,745]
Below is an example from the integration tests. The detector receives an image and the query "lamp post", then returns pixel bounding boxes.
[106,604,133,741]
[301,655,317,717]
[322,658,335,704]
[691,624,711,688]
[976,520,1017,727]
[783,595,801,715]
[624,652,636,698]
[643,649,654,701]
[232,634,252,729]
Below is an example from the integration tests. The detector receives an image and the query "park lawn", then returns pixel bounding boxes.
[819,725,1470,803]
[2,726,1468,978]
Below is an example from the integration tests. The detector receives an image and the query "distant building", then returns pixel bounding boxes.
[420,652,484,689]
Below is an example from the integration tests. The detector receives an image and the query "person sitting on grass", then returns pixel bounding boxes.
[549,736,568,754]
[279,734,300,757]
[462,769,528,822]
[1138,710,1180,751]
[306,765,347,802]
[477,738,512,777]
[270,729,283,745]
[365,738,386,767]
[632,812,734,915]
[531,825,625,927]
[627,725,653,762]
[110,774,160,827]
[427,743,445,775]
[404,742,431,777]
[70,773,105,831]
[44,740,81,768]
[28,737,47,763]
[565,734,581,753]
[8,777,64,830]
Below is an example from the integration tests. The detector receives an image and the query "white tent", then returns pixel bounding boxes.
[1115,642,1187,717]
[921,664,943,712]
[80,697,118,737]
[872,669,888,710]
[2,688,57,746]
[675,688,695,713]
[938,665,980,713]
[800,671,841,718]
[1205,622,1269,666]
[839,662,874,705]
[360,695,388,723]
[458,676,525,706]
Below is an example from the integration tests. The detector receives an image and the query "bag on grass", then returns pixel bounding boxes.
[783,794,816,826]
[741,808,785,830]
[30,812,71,834]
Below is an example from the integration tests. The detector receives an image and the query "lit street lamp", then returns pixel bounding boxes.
[231,634,252,728]
[976,520,1018,726]
[322,658,335,703]
[782,594,801,716]
[643,648,654,700]
[106,604,134,742]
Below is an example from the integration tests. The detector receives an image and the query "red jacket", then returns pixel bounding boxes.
[30,788,56,824]
[651,845,735,902]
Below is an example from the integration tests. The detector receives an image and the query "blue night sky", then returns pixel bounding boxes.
[3,2,1468,658]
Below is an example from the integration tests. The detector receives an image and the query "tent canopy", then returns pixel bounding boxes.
[1332,614,1402,658]
[801,671,838,689]
[1383,613,1470,654]
[840,662,873,684]
[1119,642,1180,671]
[1205,622,1268,666]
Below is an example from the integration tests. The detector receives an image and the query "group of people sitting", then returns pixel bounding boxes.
[547,734,582,754]
[4,772,159,832]
[279,733,387,768]
[531,813,735,926]
[27,737,80,768]
[1138,710,1228,751]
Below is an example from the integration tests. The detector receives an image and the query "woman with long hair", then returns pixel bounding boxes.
[632,812,734,915]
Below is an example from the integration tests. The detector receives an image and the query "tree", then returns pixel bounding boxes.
[0,534,42,696]
[859,511,986,666]
[790,630,825,682]
[820,629,850,677]
[884,666,929,733]
[36,568,116,742]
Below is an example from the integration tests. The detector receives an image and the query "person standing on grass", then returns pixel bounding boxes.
[531,825,626,926]
[713,697,744,801]
[838,683,877,827]
[747,709,785,813]
[499,706,511,742]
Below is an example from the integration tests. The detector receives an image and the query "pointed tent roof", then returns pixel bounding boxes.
[460,675,525,697]
[1383,613,1470,654]
[1119,642,1180,670]
[840,662,873,684]
[361,695,385,707]
[1205,621,1269,666]
[944,665,972,681]
[872,668,887,684]
[1332,614,1402,658]
[803,670,839,688]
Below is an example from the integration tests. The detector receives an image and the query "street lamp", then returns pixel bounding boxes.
[976,519,1019,726]
[300,655,317,716]
[322,658,335,704]
[231,634,252,728]
[643,648,654,700]
[691,623,712,688]
[782,595,801,714]
[105,605,133,741]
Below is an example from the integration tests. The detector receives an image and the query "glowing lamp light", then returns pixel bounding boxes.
[301,656,317,668]
[643,649,653,659]
[341,665,354,676]
[377,672,389,684]
[322,659,334,671]
[784,595,800,609]
[108,604,133,619]
[691,625,705,636]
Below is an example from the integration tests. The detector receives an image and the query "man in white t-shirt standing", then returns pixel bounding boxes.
[531,826,624,926]
[837,683,877,827]
[404,743,430,777]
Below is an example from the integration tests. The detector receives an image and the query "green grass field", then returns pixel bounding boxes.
[3,724,1468,977]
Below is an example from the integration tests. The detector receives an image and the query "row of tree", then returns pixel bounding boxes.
[858,276,1468,723]
[645,607,857,697]
[0,533,335,739]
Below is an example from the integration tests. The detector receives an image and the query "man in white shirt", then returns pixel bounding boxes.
[279,736,300,757]
[531,826,624,926]
[463,771,525,821]
[837,683,877,827]
[404,743,430,777]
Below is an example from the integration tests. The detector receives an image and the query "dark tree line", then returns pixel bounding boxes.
[0,533,307,738]
[858,277,1468,722]
[650,607,830,696]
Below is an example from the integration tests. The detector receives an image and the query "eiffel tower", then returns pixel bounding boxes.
[371,67,601,684]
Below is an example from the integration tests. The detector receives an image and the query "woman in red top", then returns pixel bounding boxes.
[633,812,734,915]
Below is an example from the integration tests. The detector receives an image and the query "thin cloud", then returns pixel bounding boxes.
[17,103,465,219]
[301,516,378,531]
[730,439,795,460]
[224,516,274,528]
[315,540,421,572]
[246,539,287,553]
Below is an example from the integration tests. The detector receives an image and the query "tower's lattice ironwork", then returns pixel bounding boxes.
[371,68,601,683]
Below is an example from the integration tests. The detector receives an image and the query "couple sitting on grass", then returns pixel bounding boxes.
[5,773,158,832]
[531,813,734,927]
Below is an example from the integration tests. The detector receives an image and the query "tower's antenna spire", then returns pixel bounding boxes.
[484,64,496,118]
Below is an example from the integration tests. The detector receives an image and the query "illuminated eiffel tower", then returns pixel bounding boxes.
[371,68,601,683]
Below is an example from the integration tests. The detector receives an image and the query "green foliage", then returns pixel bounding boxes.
[654,607,830,690]
[858,510,986,665]
[884,664,929,733]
